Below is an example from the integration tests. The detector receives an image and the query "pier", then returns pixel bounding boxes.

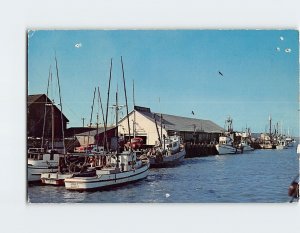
[185,142,218,157]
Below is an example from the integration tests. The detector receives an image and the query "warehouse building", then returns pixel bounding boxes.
[118,106,224,146]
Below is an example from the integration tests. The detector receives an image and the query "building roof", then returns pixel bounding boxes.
[121,106,224,133]
[74,126,116,136]
[28,94,69,122]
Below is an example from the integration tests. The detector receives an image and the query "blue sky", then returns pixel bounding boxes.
[28,30,299,135]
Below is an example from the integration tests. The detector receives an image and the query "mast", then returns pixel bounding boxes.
[98,87,108,150]
[133,80,136,138]
[121,56,131,148]
[54,55,66,154]
[105,59,113,151]
[42,66,51,149]
[51,101,54,150]
[115,90,119,154]
[269,115,272,138]
[154,114,161,145]
[160,113,163,147]
[87,88,96,153]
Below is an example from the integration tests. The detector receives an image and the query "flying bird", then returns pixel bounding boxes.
[218,71,224,77]
[280,36,284,41]
[75,43,82,48]
[276,47,280,52]
[285,48,292,53]
[192,111,195,115]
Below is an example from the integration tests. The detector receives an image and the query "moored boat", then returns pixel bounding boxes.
[216,136,238,155]
[148,135,186,167]
[27,148,60,182]
[64,151,150,190]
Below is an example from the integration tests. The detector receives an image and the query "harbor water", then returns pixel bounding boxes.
[28,148,299,203]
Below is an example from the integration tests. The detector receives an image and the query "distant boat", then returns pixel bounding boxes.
[276,139,288,150]
[239,141,254,152]
[216,135,238,155]
[148,135,186,167]
[285,137,295,147]
[238,130,254,152]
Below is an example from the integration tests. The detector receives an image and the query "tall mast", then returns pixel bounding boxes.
[42,66,51,149]
[269,115,272,138]
[115,90,119,153]
[51,101,54,150]
[105,59,113,151]
[160,113,163,147]
[121,56,131,148]
[54,55,66,154]
[133,80,136,138]
[87,88,96,152]
[98,87,108,150]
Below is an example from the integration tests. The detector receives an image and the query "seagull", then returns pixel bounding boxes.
[276,47,280,52]
[192,111,195,115]
[218,71,224,77]
[285,48,292,53]
[165,193,170,198]
[280,36,284,41]
[75,43,82,48]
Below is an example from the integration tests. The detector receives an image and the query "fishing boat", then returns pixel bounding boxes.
[216,117,240,155]
[28,148,60,182]
[27,59,66,183]
[216,135,238,154]
[41,85,109,186]
[238,130,254,152]
[64,151,150,190]
[276,139,288,150]
[148,135,186,167]
[40,152,107,185]
[64,57,150,191]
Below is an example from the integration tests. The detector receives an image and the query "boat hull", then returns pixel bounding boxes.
[216,144,237,155]
[64,163,150,191]
[28,166,58,182]
[149,149,186,168]
[41,172,74,186]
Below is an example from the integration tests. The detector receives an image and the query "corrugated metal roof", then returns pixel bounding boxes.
[75,126,116,136]
[136,109,224,133]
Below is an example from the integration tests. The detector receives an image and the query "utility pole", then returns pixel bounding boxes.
[81,117,85,127]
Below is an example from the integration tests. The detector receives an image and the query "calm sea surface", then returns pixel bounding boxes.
[28,148,299,203]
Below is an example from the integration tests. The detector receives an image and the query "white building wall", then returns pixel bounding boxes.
[118,110,167,145]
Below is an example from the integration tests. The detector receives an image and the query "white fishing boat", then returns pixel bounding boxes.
[285,137,295,147]
[27,148,60,182]
[239,141,254,152]
[64,151,150,190]
[216,135,237,155]
[148,135,186,167]
[41,151,109,185]
[238,130,254,152]
[276,139,288,150]
[27,58,66,183]
[64,57,150,191]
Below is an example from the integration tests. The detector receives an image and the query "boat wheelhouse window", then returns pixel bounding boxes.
[50,153,54,160]
[38,154,43,160]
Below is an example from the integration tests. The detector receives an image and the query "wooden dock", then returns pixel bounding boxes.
[185,143,218,158]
